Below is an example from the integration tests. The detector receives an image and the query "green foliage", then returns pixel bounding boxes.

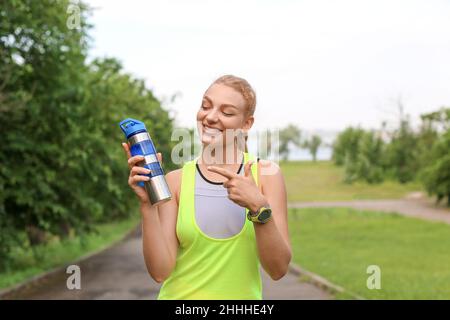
[417,108,449,169]
[331,127,384,184]
[420,129,450,205]
[79,58,177,223]
[0,214,140,289]
[279,123,301,161]
[1,0,90,268]
[0,1,175,270]
[332,127,365,166]
[303,134,322,162]
[331,108,449,204]
[344,131,385,184]
[420,107,450,132]
[383,117,420,183]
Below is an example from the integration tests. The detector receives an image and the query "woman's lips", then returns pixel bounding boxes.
[203,125,223,136]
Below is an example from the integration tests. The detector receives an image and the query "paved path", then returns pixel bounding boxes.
[6,228,331,300]
[289,196,450,224]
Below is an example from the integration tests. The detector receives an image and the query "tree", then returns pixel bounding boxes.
[420,129,450,206]
[279,124,301,161]
[0,0,91,253]
[330,107,449,189]
[383,115,419,183]
[417,107,450,169]
[303,135,322,162]
[332,127,365,166]
[0,1,176,270]
[344,131,385,184]
[420,107,450,132]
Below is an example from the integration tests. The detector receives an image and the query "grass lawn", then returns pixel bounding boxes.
[0,214,140,290]
[289,207,450,299]
[280,161,422,202]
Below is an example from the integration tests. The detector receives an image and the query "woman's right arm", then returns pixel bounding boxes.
[122,143,180,283]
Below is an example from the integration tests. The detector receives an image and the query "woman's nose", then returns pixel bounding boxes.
[205,108,219,123]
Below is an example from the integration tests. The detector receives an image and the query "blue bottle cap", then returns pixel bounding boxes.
[119,118,147,139]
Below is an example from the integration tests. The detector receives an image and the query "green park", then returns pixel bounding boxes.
[1,1,449,300]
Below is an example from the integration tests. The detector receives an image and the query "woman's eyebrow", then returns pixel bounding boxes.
[203,95,238,109]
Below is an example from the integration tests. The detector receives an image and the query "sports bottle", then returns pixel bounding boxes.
[119,118,172,205]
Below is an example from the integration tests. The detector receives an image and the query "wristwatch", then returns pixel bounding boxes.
[247,205,272,224]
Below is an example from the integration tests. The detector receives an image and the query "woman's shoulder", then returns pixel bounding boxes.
[166,168,182,183]
[256,158,283,184]
[166,168,182,204]
[256,159,286,199]
[165,157,199,185]
[257,159,281,175]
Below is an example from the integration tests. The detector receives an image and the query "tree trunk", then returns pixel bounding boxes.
[25,224,47,246]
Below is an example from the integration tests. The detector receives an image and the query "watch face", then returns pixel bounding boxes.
[258,209,272,222]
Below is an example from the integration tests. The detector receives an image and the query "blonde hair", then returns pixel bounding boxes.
[212,75,256,117]
[210,75,256,152]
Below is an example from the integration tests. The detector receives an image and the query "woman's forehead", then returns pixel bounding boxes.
[204,83,246,109]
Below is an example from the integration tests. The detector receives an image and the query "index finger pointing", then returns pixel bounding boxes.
[207,166,237,179]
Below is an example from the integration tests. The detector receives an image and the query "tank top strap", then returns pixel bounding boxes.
[244,151,258,186]
[178,158,196,222]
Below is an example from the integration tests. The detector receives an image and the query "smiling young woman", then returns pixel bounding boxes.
[122,75,291,300]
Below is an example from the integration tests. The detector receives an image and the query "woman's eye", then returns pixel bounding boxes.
[222,112,233,116]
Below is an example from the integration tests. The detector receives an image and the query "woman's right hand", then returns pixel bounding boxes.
[122,143,162,205]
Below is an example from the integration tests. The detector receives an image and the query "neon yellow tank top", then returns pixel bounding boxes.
[157,152,262,300]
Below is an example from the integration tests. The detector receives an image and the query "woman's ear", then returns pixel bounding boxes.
[243,115,254,131]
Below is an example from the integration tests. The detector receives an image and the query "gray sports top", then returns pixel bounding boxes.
[194,159,246,239]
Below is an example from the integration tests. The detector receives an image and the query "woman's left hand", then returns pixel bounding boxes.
[207,161,268,213]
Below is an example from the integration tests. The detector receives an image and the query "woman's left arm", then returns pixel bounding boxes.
[252,160,292,280]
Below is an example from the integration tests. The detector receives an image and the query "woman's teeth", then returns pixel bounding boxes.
[203,126,222,135]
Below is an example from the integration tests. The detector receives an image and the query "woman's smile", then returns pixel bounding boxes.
[202,124,223,137]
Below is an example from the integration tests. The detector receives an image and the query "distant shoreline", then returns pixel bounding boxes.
[289,146,332,161]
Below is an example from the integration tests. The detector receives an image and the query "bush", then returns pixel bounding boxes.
[332,127,365,166]
[344,131,385,184]
[420,129,450,205]
[383,117,420,183]
[331,108,449,204]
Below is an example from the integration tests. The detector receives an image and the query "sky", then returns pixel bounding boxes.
[87,0,450,134]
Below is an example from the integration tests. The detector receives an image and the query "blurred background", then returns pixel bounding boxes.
[0,0,449,300]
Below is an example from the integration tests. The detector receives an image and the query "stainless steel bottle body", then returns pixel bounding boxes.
[128,132,171,205]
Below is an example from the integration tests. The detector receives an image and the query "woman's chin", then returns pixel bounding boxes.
[201,134,223,144]
[201,139,239,154]
[201,135,221,146]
